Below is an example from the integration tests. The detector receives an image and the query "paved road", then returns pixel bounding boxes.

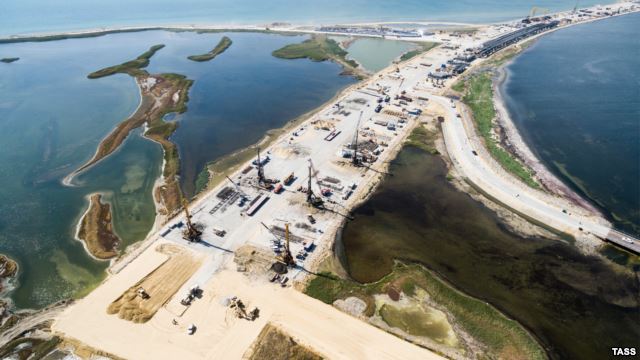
[436,95,640,253]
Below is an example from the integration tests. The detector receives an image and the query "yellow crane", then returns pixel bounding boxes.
[261,222,295,267]
[528,6,550,19]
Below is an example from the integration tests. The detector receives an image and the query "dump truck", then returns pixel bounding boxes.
[283,172,295,185]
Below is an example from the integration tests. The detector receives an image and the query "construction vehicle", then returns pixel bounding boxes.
[307,214,316,224]
[270,273,281,282]
[180,285,202,306]
[181,199,202,242]
[136,287,150,299]
[229,297,259,321]
[306,159,324,208]
[283,172,295,186]
[212,227,226,237]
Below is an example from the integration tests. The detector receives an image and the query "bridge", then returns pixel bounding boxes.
[605,230,640,254]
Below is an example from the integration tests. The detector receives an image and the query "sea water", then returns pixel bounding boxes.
[1,0,601,36]
[502,12,640,236]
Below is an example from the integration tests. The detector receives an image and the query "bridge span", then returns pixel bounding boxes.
[605,230,640,254]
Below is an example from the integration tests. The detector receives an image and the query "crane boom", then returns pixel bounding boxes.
[261,222,294,266]
[226,175,248,198]
[306,159,324,208]
[256,147,265,184]
[182,198,202,241]
[352,111,363,166]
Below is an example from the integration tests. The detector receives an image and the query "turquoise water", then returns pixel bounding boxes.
[345,38,415,73]
[502,13,640,236]
[0,39,145,307]
[0,31,354,308]
[0,0,601,36]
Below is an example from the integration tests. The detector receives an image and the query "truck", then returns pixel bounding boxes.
[283,172,295,185]
[212,227,226,237]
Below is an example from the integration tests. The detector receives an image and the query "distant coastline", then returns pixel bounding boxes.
[0,21,470,45]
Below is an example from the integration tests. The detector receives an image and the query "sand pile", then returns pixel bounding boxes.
[107,244,201,323]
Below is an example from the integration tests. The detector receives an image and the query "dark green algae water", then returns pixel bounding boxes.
[341,146,639,360]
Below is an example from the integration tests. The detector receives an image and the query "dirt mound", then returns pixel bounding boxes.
[244,323,324,360]
[234,245,276,275]
[107,244,201,323]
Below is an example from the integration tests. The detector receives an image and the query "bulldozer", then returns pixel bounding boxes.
[229,297,259,321]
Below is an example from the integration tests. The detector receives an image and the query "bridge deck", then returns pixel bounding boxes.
[605,230,640,254]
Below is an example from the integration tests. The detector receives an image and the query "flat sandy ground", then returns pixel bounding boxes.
[53,240,441,359]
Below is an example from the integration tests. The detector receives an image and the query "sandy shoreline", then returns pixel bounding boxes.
[73,193,122,262]
[493,65,603,214]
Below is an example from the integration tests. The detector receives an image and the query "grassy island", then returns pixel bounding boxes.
[0,57,19,63]
[87,44,165,79]
[272,34,363,78]
[187,36,232,62]
[77,194,120,260]
[75,45,194,214]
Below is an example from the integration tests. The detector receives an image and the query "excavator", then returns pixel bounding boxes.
[229,297,259,321]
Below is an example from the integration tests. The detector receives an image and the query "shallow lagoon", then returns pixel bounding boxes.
[0,30,354,308]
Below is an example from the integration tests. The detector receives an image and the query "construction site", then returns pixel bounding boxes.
[49,2,640,359]
[52,33,452,358]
